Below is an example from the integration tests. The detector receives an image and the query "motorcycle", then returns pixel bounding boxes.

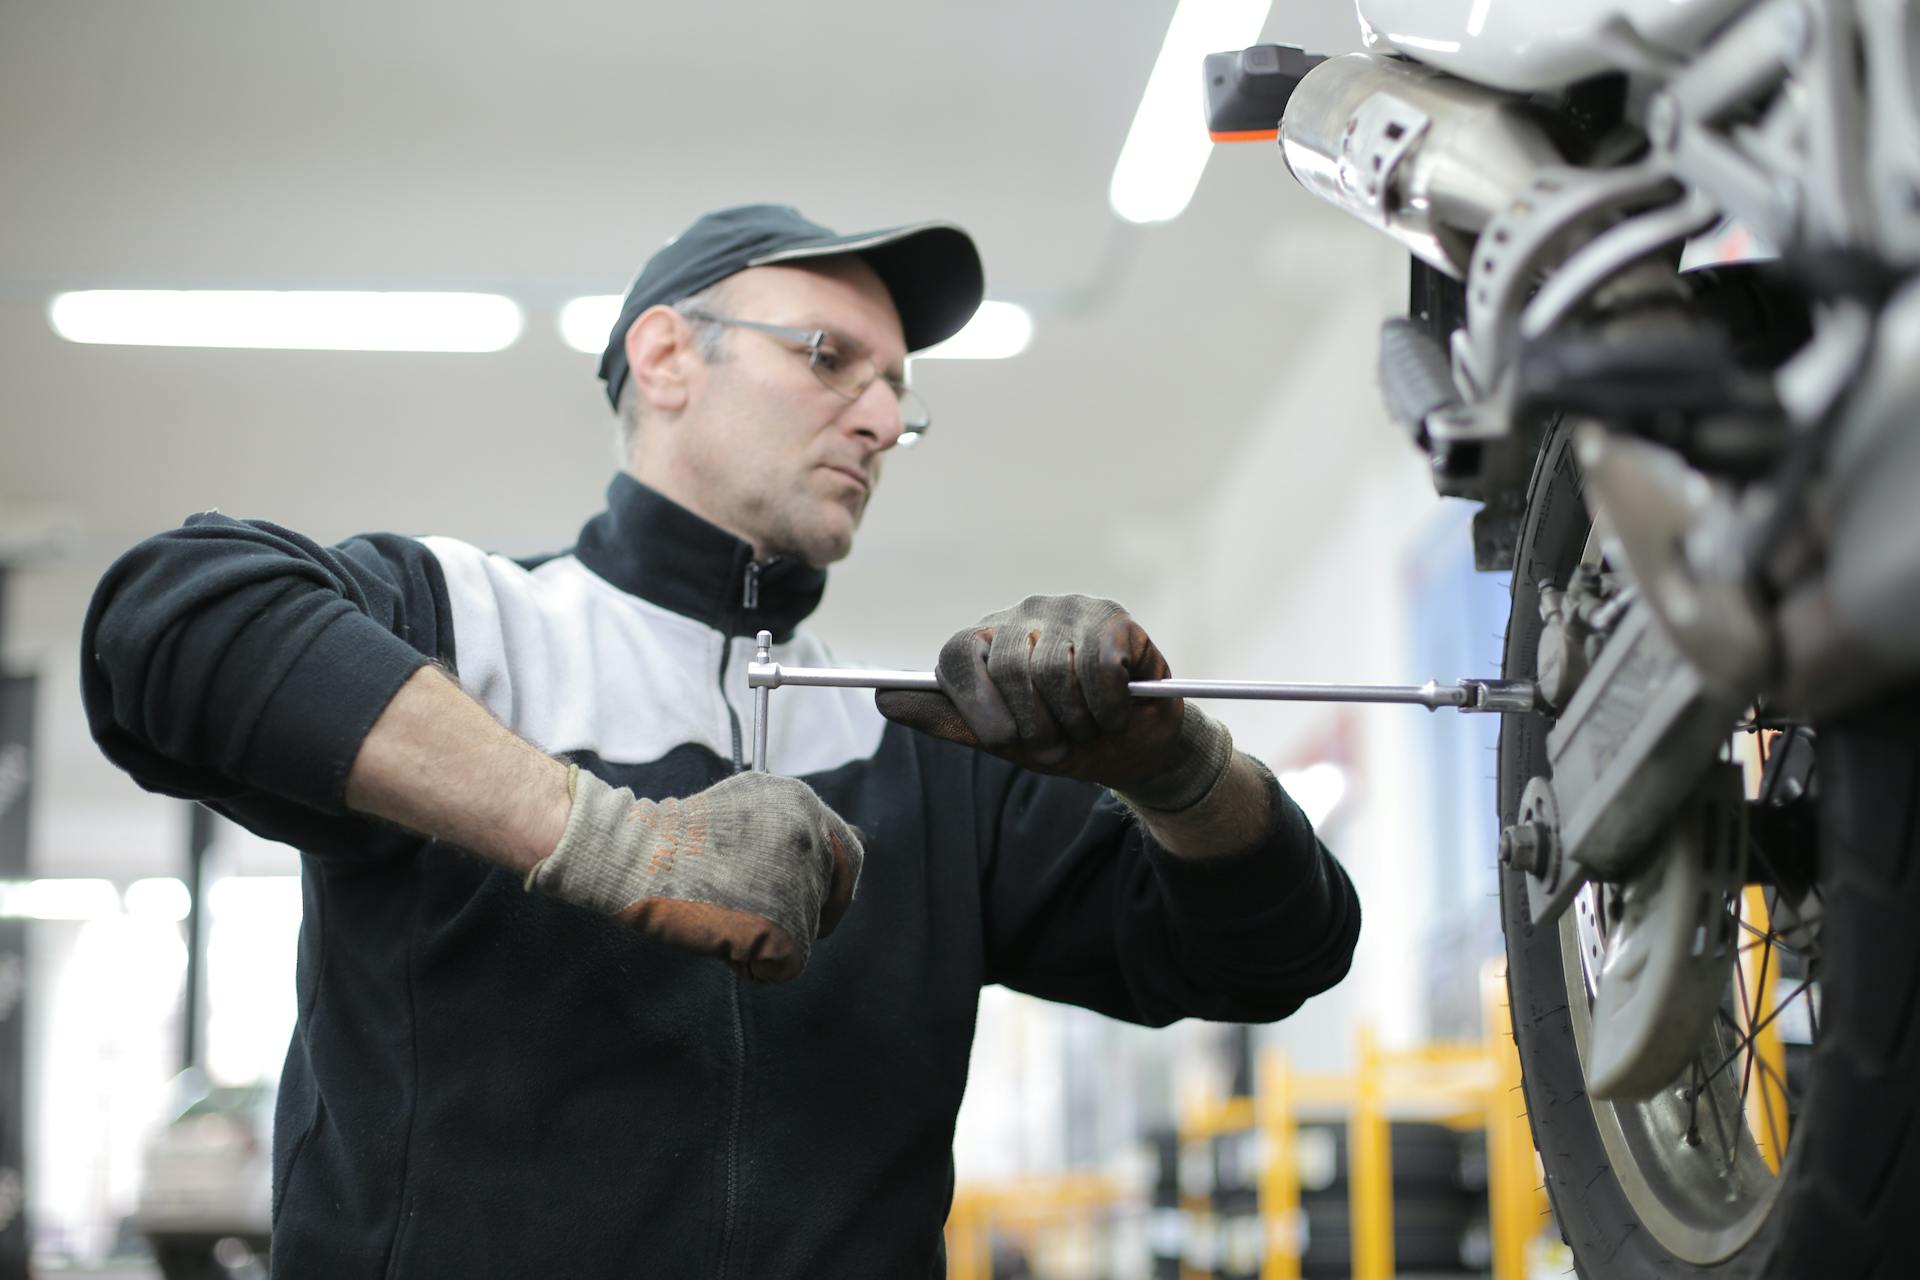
[1205,2,1920,1274]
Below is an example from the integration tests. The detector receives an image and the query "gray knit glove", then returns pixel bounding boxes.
[876,594,1233,813]
[526,766,863,983]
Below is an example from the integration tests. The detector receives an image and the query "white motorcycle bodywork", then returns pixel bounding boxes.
[1355,0,1752,91]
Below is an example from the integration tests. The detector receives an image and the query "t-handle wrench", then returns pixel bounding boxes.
[745,630,1534,772]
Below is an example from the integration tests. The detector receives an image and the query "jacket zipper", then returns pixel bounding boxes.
[715,557,763,1278]
[742,559,762,612]
[717,980,747,1279]
[716,560,762,775]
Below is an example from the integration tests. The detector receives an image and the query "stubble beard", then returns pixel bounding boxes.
[737,467,865,568]
[779,486,863,567]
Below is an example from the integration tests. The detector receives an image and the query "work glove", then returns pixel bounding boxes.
[525,765,863,983]
[876,594,1233,813]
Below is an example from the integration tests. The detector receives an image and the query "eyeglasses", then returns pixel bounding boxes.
[678,310,930,443]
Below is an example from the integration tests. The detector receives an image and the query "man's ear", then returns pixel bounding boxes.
[624,305,698,416]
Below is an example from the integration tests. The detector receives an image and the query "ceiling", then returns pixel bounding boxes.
[0,0,1401,872]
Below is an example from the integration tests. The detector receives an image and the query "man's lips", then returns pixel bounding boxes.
[821,464,870,494]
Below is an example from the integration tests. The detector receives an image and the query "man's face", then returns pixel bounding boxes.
[667,259,910,568]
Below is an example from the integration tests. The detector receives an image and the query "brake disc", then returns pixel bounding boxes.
[1583,762,1749,1101]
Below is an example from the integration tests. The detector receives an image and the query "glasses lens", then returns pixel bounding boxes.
[808,343,930,442]
[808,342,867,400]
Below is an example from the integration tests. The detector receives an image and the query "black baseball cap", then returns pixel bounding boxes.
[597,204,985,409]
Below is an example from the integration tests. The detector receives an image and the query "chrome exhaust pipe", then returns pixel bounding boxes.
[1279,52,1564,277]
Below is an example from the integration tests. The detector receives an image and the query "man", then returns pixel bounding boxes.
[82,205,1359,1277]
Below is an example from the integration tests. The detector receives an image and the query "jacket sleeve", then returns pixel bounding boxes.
[81,512,452,849]
[975,758,1361,1026]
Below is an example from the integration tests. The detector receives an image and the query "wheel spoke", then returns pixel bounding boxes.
[1709,1005,1794,1167]
[1734,943,1760,1108]
[1749,923,1776,1100]
[1746,979,1814,1047]
[1702,979,1816,1091]
[1704,1058,1737,1178]
[1685,1057,1706,1148]
[1737,917,1805,958]
[1749,1036,1793,1099]
[1714,1005,1797,1103]
[1753,1033,1788,1163]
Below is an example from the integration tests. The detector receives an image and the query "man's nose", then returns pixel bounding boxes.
[842,377,906,451]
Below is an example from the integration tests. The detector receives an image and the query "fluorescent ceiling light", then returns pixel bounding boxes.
[0,878,123,921]
[1110,0,1274,224]
[48,290,522,352]
[560,294,623,355]
[915,302,1033,361]
[125,877,193,922]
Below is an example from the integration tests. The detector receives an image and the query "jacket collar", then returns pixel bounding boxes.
[572,473,827,641]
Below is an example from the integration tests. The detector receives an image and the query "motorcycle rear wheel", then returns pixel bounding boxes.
[1498,422,1920,1277]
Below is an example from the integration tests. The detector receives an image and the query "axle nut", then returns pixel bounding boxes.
[1499,821,1552,877]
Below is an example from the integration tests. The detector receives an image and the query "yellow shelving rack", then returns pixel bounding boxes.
[945,960,1557,1279]
[1172,961,1548,1280]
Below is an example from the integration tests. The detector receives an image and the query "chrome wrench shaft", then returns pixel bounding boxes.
[746,631,1534,770]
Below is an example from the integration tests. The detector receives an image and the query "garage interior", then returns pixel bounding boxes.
[3,1,1899,1277]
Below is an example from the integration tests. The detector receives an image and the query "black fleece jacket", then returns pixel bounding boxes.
[81,474,1360,1278]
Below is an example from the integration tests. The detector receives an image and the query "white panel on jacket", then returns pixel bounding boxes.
[422,537,888,777]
